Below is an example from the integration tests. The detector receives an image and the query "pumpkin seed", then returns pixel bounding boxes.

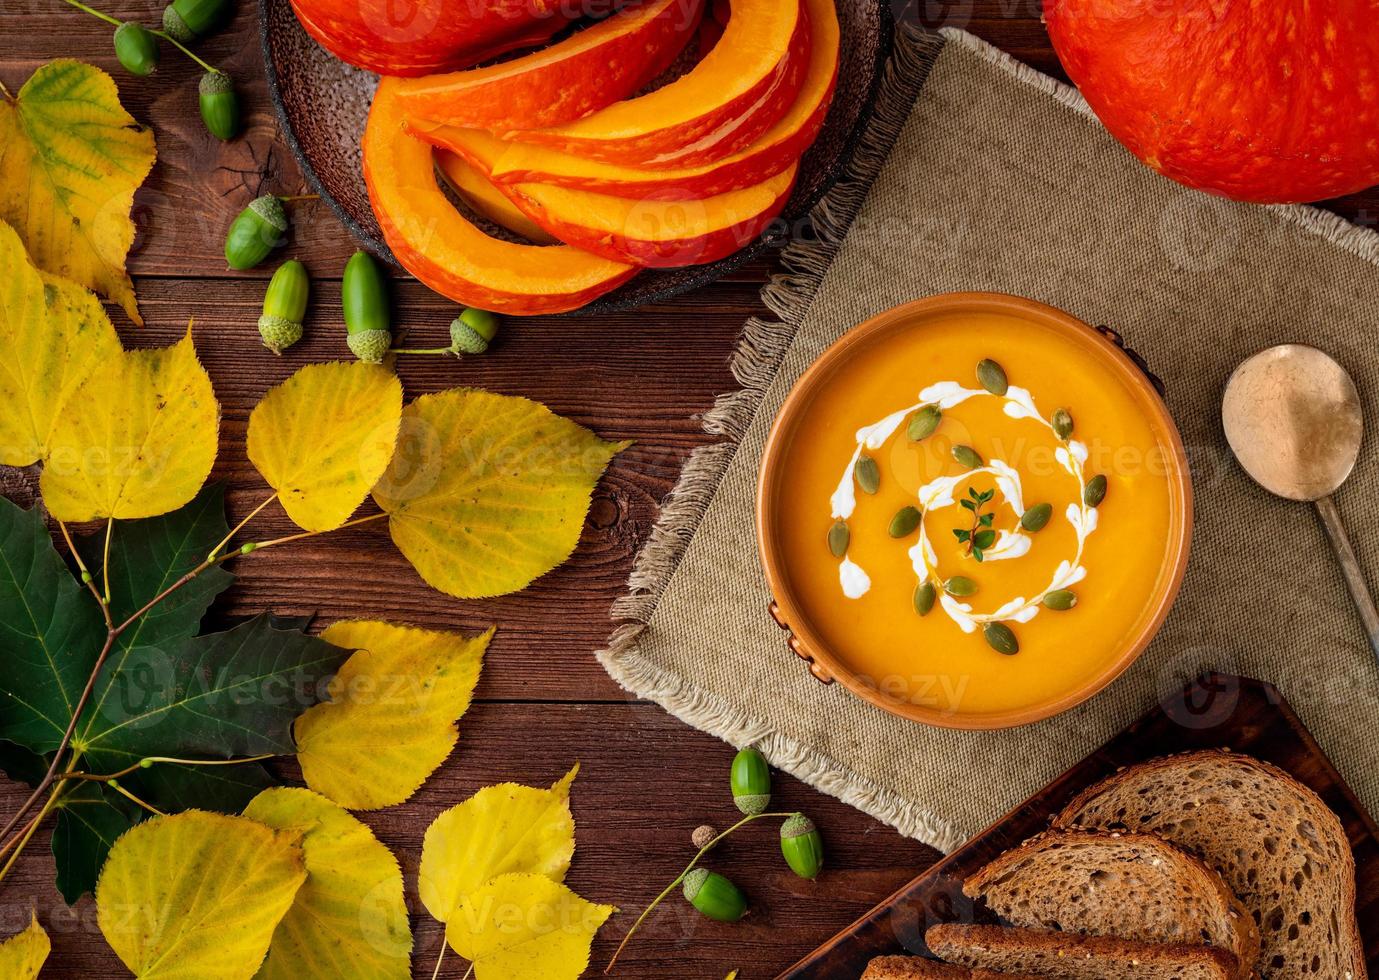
[1020,502,1053,532]
[952,445,982,469]
[983,622,1020,655]
[977,358,1008,396]
[1084,474,1108,507]
[1052,408,1075,440]
[944,576,978,597]
[913,581,936,616]
[1044,589,1078,610]
[855,455,880,494]
[827,520,849,557]
[888,506,921,538]
[908,405,941,441]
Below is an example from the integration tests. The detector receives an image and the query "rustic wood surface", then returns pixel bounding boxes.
[2,2,1377,977]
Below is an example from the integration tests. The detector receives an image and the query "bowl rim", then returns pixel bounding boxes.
[755,291,1195,730]
[256,0,895,315]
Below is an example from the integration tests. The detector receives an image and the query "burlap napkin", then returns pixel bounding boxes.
[599,26,1379,852]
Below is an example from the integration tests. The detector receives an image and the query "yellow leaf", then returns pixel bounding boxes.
[0,914,50,980]
[244,788,412,980]
[418,766,578,941]
[96,810,306,980]
[447,873,614,980]
[248,362,404,532]
[41,329,219,521]
[0,220,122,466]
[0,60,156,325]
[372,389,627,598]
[295,620,490,809]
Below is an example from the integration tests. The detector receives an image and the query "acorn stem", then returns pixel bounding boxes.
[604,811,793,974]
[389,347,455,356]
[149,27,219,72]
[58,0,120,27]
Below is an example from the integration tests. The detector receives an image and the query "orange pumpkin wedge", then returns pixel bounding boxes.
[503,0,808,167]
[488,0,838,198]
[432,130,798,268]
[363,79,636,315]
[395,0,703,131]
[436,154,558,245]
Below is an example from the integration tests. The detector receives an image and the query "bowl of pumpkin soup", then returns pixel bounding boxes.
[757,293,1191,729]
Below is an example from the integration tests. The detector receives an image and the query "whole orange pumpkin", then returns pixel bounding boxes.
[1044,0,1379,203]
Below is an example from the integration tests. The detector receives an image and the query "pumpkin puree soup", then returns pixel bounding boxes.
[765,303,1188,721]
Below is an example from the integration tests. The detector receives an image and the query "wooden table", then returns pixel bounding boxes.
[2,3,1375,977]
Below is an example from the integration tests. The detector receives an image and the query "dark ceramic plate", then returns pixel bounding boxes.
[258,0,893,314]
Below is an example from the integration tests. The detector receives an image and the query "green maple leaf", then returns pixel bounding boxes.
[131,759,276,813]
[52,782,139,905]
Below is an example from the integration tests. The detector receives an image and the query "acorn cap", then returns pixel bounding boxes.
[257,314,302,355]
[733,792,770,816]
[248,194,288,232]
[162,3,194,42]
[681,868,710,902]
[780,813,817,839]
[448,318,489,354]
[199,70,233,96]
[347,328,391,364]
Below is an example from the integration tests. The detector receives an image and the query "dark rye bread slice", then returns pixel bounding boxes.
[962,830,1260,979]
[1054,750,1366,980]
[861,956,1041,980]
[927,923,1239,979]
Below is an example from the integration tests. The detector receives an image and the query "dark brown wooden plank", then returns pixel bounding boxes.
[0,702,938,978]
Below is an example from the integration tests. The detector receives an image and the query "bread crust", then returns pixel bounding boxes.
[927,922,1238,978]
[962,829,1261,979]
[861,956,1041,980]
[1054,750,1365,980]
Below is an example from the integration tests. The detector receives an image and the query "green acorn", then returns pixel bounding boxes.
[449,307,499,354]
[682,869,747,923]
[730,747,771,816]
[342,250,391,363]
[224,195,288,270]
[162,0,234,41]
[779,813,824,880]
[114,23,159,77]
[198,71,240,141]
[258,259,309,354]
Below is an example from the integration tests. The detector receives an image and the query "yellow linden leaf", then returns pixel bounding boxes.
[96,811,306,980]
[295,620,490,809]
[0,220,122,466]
[247,362,404,532]
[0,914,50,979]
[447,873,614,980]
[372,389,628,598]
[0,60,156,325]
[244,788,412,980]
[41,329,219,521]
[418,766,578,938]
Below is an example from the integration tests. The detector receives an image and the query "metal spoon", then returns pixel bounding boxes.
[1222,343,1379,657]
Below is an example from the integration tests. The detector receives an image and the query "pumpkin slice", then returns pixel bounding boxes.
[437,153,558,245]
[363,79,636,314]
[396,0,702,131]
[290,0,579,77]
[488,0,838,198]
[503,0,808,167]
[434,134,797,268]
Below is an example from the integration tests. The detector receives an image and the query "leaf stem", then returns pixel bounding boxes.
[105,780,165,817]
[208,492,278,561]
[460,964,474,980]
[245,511,389,552]
[604,812,794,974]
[58,519,113,631]
[430,942,447,980]
[58,752,277,784]
[277,194,320,203]
[0,781,68,887]
[148,28,219,74]
[102,517,114,605]
[57,0,120,27]
[0,78,12,100]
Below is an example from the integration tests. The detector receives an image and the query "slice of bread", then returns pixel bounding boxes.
[861,956,1040,979]
[1054,750,1365,980]
[927,923,1238,979]
[961,830,1260,978]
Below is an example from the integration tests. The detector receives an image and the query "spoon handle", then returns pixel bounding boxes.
[1314,494,1379,660]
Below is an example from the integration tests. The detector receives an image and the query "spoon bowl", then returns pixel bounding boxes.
[1222,343,1363,502]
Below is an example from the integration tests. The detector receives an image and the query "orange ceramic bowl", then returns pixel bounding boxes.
[756,293,1192,729]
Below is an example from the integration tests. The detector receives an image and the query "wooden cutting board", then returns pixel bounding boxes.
[780,673,1379,978]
